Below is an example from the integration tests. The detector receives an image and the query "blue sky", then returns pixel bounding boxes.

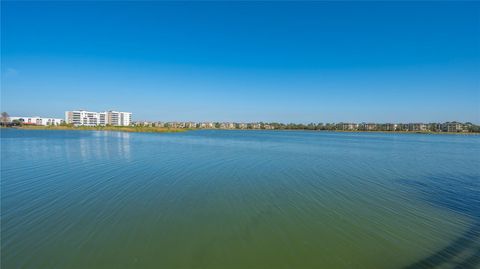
[1,1,479,123]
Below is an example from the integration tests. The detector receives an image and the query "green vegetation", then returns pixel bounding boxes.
[14,124,186,133]
[1,112,10,125]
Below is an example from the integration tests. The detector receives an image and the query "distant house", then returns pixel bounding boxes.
[442,122,464,132]
[384,123,397,131]
[237,123,247,129]
[251,123,261,129]
[136,121,152,126]
[166,122,182,128]
[408,123,427,132]
[337,123,357,131]
[359,123,377,131]
[185,122,196,128]
[198,122,214,128]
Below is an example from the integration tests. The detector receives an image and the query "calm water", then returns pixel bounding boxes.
[1,129,479,269]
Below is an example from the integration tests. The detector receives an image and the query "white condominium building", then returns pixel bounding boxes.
[107,111,132,126]
[65,110,132,126]
[65,110,101,126]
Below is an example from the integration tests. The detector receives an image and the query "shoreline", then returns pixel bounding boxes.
[4,126,478,135]
[190,128,479,135]
[305,130,479,135]
[233,129,478,135]
[5,126,187,133]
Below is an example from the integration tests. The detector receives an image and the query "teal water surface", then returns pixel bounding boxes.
[1,129,479,268]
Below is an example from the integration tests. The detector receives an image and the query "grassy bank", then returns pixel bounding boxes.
[191,128,478,135]
[4,126,477,135]
[325,130,478,135]
[13,125,187,133]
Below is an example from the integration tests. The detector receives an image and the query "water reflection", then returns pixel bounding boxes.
[402,174,480,269]
[65,131,131,161]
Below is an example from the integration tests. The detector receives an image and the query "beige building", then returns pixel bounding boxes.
[359,123,377,131]
[442,122,464,132]
[338,123,358,131]
[408,123,427,132]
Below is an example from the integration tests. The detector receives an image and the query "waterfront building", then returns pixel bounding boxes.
[65,110,132,126]
[134,121,153,127]
[338,123,357,131]
[383,123,397,131]
[408,123,427,132]
[99,112,107,125]
[218,122,234,129]
[251,123,261,129]
[428,123,443,132]
[237,123,248,129]
[106,111,132,126]
[397,124,410,131]
[359,123,377,131]
[442,122,464,132]
[184,122,196,128]
[10,116,63,126]
[65,110,99,126]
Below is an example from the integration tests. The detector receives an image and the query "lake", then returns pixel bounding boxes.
[1,129,479,269]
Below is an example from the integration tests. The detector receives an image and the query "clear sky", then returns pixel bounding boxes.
[1,1,479,123]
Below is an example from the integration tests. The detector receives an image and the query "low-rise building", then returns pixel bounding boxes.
[383,123,398,131]
[251,123,261,129]
[428,123,442,132]
[154,122,166,128]
[442,122,464,132]
[185,122,196,128]
[408,123,427,132]
[135,121,153,127]
[337,123,357,131]
[237,123,247,129]
[165,122,179,128]
[359,123,377,131]
[10,116,63,126]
